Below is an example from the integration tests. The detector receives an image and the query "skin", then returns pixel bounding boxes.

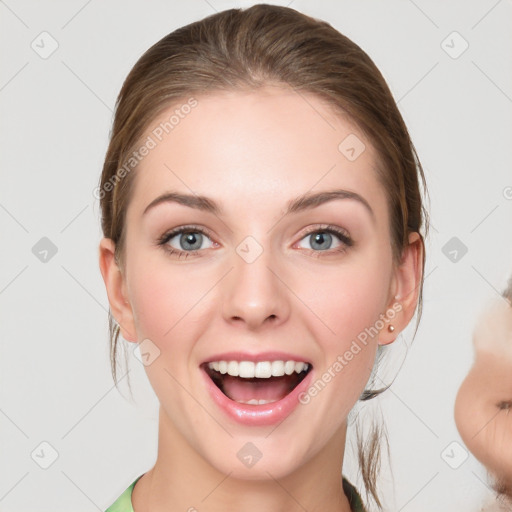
[99,84,423,512]
[454,295,512,496]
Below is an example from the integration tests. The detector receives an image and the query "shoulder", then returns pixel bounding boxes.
[106,474,363,512]
[104,475,143,512]
[342,476,367,512]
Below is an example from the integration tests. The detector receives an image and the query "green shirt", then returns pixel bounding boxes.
[105,474,367,512]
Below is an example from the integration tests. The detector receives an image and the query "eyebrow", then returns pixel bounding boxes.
[143,189,375,221]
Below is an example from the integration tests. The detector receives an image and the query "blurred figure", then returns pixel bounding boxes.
[455,276,512,511]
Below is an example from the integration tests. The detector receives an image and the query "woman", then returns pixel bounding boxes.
[455,277,512,511]
[98,4,427,511]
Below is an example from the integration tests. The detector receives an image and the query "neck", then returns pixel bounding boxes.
[131,407,354,512]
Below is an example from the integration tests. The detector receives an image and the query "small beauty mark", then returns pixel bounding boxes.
[236,442,263,468]
[441,31,469,59]
[31,441,59,469]
[440,441,468,469]
[236,236,263,264]
[32,237,58,263]
[134,338,161,366]
[31,31,59,59]
[441,236,468,263]
[338,134,366,162]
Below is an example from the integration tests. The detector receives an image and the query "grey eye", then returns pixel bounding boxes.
[167,231,214,251]
[297,230,345,251]
[308,232,333,251]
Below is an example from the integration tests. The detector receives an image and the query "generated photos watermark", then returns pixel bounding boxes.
[298,301,402,405]
[93,97,198,200]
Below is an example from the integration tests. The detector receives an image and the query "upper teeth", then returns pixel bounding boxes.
[207,360,309,378]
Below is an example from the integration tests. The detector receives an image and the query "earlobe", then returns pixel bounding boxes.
[378,321,399,346]
[98,237,138,342]
[378,232,424,346]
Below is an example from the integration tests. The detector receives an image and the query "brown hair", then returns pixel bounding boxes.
[98,4,429,509]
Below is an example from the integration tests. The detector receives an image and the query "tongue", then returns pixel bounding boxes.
[222,375,295,403]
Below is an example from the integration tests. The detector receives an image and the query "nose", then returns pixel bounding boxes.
[221,245,291,331]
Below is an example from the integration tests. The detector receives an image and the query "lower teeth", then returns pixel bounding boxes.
[236,398,279,405]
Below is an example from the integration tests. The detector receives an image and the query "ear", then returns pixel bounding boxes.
[98,237,137,342]
[379,231,424,345]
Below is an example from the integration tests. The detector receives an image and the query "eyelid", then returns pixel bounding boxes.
[302,223,350,237]
[158,224,214,238]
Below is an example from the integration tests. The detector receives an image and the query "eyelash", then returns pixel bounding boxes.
[156,224,353,259]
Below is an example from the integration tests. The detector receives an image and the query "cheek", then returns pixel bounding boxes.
[127,254,214,350]
[129,270,178,339]
[294,257,390,402]
[300,261,390,344]
[126,260,212,402]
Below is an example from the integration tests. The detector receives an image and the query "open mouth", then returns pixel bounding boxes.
[202,360,312,405]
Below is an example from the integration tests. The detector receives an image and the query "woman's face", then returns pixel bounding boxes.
[110,85,402,479]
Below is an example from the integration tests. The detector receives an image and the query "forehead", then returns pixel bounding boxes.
[127,85,387,223]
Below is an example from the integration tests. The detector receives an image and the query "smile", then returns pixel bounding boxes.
[201,356,313,426]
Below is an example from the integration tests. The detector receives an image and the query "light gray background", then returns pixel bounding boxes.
[1,1,511,511]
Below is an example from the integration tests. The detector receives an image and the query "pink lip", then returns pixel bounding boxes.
[200,364,314,427]
[201,351,311,364]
